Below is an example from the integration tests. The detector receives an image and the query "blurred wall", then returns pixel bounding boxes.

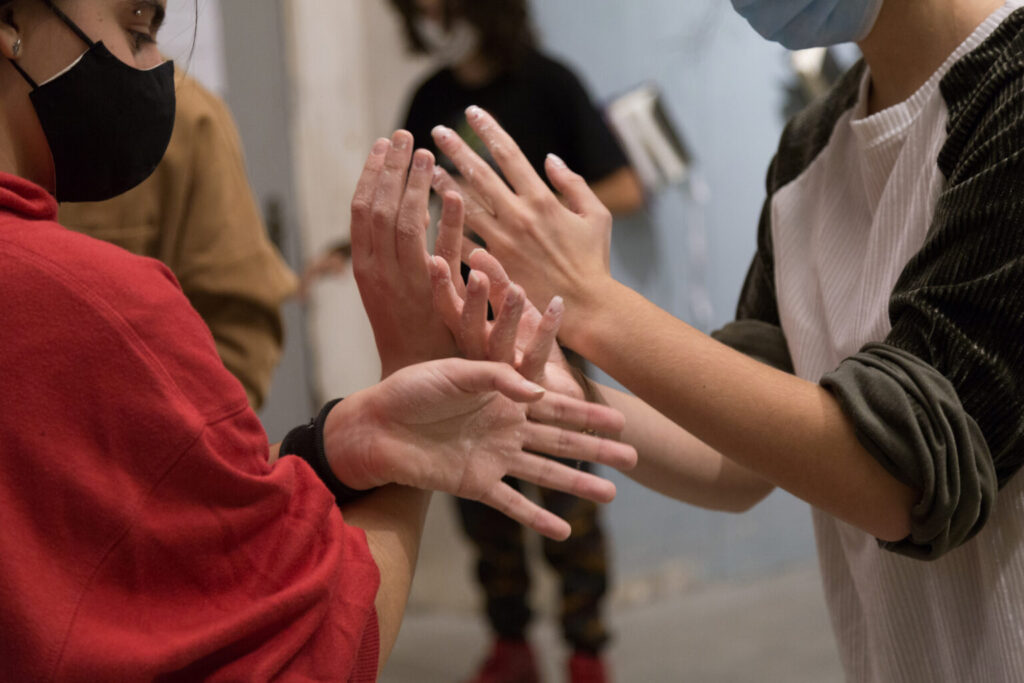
[279,0,434,404]
[528,0,821,585]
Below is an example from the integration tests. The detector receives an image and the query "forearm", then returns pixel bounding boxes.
[338,486,432,673]
[569,280,915,541]
[597,384,774,512]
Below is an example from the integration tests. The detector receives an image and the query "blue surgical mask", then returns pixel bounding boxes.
[730,0,885,50]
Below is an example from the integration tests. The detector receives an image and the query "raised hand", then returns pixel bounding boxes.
[429,106,616,344]
[350,131,460,377]
[322,358,637,540]
[429,246,584,402]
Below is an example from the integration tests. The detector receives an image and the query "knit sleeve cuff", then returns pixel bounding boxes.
[821,343,997,560]
[712,319,794,373]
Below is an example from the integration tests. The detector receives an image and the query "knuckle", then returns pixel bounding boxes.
[350,198,371,222]
[510,209,534,233]
[371,204,393,228]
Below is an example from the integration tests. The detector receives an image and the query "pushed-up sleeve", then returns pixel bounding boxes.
[821,57,1024,560]
[712,152,794,374]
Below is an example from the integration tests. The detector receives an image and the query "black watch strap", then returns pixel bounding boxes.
[280,398,376,506]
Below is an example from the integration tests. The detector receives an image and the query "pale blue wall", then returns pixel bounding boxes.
[530,1,821,581]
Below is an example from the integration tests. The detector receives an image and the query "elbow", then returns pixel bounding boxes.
[871,509,913,544]
[863,481,917,543]
[718,481,775,514]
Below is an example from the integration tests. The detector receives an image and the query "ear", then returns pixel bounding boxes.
[0,7,21,62]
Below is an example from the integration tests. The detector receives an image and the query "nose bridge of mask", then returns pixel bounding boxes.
[8,0,95,89]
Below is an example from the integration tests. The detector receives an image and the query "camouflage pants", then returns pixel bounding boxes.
[456,461,610,653]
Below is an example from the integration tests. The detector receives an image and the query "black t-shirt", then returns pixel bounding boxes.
[403,49,629,185]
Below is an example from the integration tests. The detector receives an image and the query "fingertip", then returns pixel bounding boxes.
[596,480,617,504]
[504,283,524,306]
[391,129,413,151]
[546,296,565,317]
[429,255,450,279]
[546,153,567,170]
[621,446,639,471]
[412,148,435,171]
[432,125,453,143]
[371,138,390,155]
[548,523,571,542]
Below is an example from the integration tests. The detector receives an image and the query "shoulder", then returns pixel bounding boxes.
[0,220,248,418]
[940,9,1024,179]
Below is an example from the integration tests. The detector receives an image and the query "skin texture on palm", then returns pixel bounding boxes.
[322,357,636,542]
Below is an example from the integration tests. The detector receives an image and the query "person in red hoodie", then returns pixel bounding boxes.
[0,1,637,680]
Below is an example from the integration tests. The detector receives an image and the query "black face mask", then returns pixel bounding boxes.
[10,0,175,203]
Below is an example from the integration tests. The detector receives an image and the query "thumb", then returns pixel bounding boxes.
[545,153,606,218]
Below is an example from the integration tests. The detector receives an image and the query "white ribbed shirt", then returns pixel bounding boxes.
[771,3,1024,681]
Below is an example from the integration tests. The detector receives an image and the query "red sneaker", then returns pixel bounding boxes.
[568,652,609,683]
[464,638,540,683]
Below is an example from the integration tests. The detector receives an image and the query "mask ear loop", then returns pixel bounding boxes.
[40,0,96,49]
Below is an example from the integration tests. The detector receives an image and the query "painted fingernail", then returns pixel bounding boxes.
[392,130,410,150]
[432,125,452,142]
[547,153,567,169]
[372,138,389,155]
[413,150,432,170]
[466,105,483,120]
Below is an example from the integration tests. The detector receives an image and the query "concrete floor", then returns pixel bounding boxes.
[378,497,843,683]
[381,567,843,682]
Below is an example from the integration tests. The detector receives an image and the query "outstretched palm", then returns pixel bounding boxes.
[324,358,634,540]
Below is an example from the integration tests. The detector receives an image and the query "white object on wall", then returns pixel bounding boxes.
[160,0,228,96]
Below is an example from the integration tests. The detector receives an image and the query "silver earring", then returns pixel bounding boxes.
[12,38,21,57]
[134,8,143,16]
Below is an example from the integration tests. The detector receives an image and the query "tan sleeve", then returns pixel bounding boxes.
[169,77,298,409]
[61,72,298,409]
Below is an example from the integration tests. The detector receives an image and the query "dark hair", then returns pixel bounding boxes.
[387,0,536,69]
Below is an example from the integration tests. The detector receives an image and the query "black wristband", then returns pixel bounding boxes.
[280,398,377,506]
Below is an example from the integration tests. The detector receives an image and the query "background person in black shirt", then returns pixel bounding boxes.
[388,2,643,682]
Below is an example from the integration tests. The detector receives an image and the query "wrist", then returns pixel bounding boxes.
[560,275,627,353]
[321,390,383,492]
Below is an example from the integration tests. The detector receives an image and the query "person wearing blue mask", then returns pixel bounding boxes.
[404,0,1024,679]
[0,0,639,679]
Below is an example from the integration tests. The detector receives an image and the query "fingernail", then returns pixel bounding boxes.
[372,138,389,155]
[547,153,567,169]
[413,150,432,170]
[466,105,483,120]
[432,125,452,142]
[548,296,564,314]
[520,378,545,395]
[392,131,410,150]
[468,271,483,288]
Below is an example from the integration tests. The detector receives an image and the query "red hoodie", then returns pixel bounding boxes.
[0,173,380,681]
